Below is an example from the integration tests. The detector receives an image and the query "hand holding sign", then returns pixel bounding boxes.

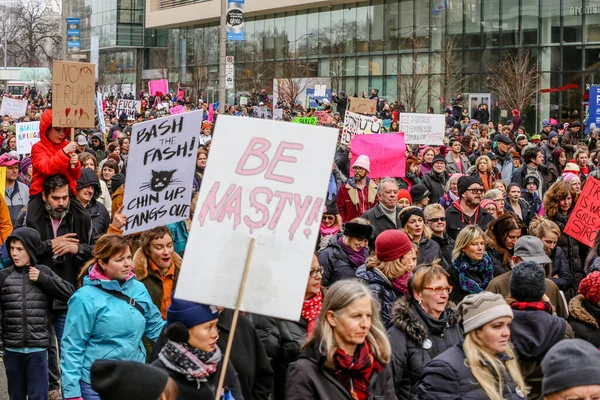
[52,61,95,128]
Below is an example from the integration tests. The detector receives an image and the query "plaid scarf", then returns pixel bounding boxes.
[333,342,382,400]
[510,301,553,314]
[158,340,221,389]
[301,292,323,338]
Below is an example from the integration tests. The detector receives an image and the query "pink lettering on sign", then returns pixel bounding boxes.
[235,138,303,183]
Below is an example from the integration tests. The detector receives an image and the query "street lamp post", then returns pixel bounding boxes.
[218,0,226,113]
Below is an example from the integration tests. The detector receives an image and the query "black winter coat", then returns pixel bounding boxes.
[422,171,447,205]
[285,341,396,400]
[445,203,494,240]
[550,246,573,292]
[318,234,366,287]
[551,212,583,299]
[430,233,455,270]
[360,204,401,250]
[415,237,443,265]
[86,200,110,239]
[568,295,600,347]
[418,345,526,400]
[254,313,308,399]
[388,298,462,400]
[356,265,403,329]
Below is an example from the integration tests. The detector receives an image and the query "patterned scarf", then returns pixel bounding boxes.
[301,292,323,338]
[453,252,494,294]
[338,235,368,267]
[320,222,340,236]
[510,301,553,314]
[391,271,411,295]
[333,342,383,400]
[158,340,221,389]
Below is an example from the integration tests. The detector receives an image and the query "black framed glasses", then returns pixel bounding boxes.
[427,217,446,223]
[466,188,485,194]
[309,267,324,278]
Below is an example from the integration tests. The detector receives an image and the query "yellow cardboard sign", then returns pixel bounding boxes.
[0,167,6,198]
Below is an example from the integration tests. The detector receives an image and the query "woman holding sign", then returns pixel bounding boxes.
[285,280,395,399]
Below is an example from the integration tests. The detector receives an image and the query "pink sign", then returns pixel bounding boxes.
[148,79,168,96]
[350,133,407,179]
[169,105,185,115]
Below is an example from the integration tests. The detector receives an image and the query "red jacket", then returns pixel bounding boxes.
[30,109,80,196]
[336,178,378,223]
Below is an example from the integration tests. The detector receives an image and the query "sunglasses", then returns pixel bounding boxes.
[424,286,454,295]
[427,217,446,223]
[322,215,335,221]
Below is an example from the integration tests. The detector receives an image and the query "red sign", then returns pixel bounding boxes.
[564,177,600,247]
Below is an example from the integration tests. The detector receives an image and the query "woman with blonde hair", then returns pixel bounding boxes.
[356,230,417,328]
[419,292,528,400]
[399,206,443,265]
[285,280,395,399]
[529,217,573,291]
[449,226,497,303]
[471,155,495,192]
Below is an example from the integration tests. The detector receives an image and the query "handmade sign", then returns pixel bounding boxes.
[253,106,271,119]
[52,61,95,128]
[398,113,445,145]
[315,111,332,126]
[176,116,338,320]
[15,121,40,154]
[148,79,168,96]
[0,167,5,199]
[348,97,377,114]
[0,97,27,119]
[169,105,185,115]
[95,92,106,134]
[292,117,317,125]
[122,110,203,235]
[351,133,406,179]
[240,96,248,106]
[273,109,283,121]
[117,99,142,120]
[564,177,600,247]
[341,110,382,145]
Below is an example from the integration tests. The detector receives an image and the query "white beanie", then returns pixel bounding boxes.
[353,155,370,173]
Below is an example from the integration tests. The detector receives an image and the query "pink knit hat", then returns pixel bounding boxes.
[353,155,370,172]
[561,172,579,183]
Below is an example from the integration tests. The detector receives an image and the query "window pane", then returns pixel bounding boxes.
[385,0,400,51]
[483,0,499,46]
[356,2,369,53]
[464,0,481,48]
[541,0,560,44]
[371,0,385,52]
[521,0,538,44]
[563,0,583,43]
[307,9,319,56]
[295,12,307,57]
[501,0,519,46]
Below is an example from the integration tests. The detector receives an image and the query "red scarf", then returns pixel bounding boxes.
[333,342,382,400]
[510,301,553,314]
[301,292,323,338]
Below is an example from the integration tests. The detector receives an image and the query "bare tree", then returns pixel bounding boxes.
[236,36,273,95]
[190,65,210,101]
[329,43,348,94]
[486,49,539,113]
[396,37,430,111]
[436,36,471,110]
[276,57,316,106]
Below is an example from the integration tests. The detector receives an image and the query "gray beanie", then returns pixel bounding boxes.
[510,261,547,302]
[542,339,600,396]
[459,292,513,334]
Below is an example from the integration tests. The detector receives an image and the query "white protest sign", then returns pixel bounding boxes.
[0,97,27,119]
[176,116,338,320]
[122,110,203,235]
[273,109,283,121]
[15,121,40,154]
[314,84,327,97]
[253,106,272,119]
[398,113,445,145]
[95,92,106,134]
[341,110,382,145]
[116,99,142,121]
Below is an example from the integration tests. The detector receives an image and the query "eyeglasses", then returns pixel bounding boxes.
[562,394,600,400]
[322,215,335,221]
[493,198,505,203]
[424,286,454,295]
[427,217,446,223]
[309,267,324,278]
[466,188,485,194]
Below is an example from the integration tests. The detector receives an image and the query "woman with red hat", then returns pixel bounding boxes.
[568,271,600,347]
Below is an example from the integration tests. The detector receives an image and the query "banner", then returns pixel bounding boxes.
[176,116,338,320]
[292,117,317,125]
[348,97,377,114]
[0,97,27,119]
[341,110,382,145]
[15,121,40,155]
[116,99,142,121]
[564,177,600,247]
[148,79,168,96]
[122,110,203,235]
[398,113,445,145]
[315,111,333,126]
[227,0,244,41]
[253,106,271,119]
[351,133,407,179]
[589,86,600,132]
[52,61,96,128]
[95,92,106,135]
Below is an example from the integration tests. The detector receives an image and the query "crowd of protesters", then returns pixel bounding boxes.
[0,84,597,400]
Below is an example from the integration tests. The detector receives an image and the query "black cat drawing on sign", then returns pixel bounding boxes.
[140,170,180,192]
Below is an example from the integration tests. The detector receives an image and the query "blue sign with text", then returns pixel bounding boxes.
[590,86,600,131]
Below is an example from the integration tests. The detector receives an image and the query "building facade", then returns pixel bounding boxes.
[150,0,600,128]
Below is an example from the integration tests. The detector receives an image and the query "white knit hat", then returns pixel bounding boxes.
[459,292,513,334]
[352,155,370,173]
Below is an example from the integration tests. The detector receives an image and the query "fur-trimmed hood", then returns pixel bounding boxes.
[133,247,182,280]
[391,297,460,345]
[569,294,599,328]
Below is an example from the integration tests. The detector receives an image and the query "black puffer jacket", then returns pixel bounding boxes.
[254,314,308,399]
[0,228,74,348]
[285,341,396,400]
[551,212,583,299]
[415,237,443,265]
[430,233,455,270]
[422,171,447,205]
[418,344,526,400]
[318,234,367,287]
[388,298,462,400]
[568,295,600,347]
[356,264,403,329]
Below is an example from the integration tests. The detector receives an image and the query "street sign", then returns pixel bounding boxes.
[226,56,235,89]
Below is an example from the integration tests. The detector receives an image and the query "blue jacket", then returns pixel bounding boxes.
[166,220,189,257]
[60,266,165,398]
[355,264,403,329]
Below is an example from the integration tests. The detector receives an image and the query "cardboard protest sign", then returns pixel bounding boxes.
[351,133,406,179]
[564,177,600,247]
[341,110,382,145]
[176,116,338,320]
[398,113,445,145]
[315,111,332,126]
[117,99,142,120]
[253,106,271,119]
[0,167,5,198]
[0,97,27,119]
[52,61,95,128]
[169,105,185,115]
[273,109,283,121]
[148,79,168,96]
[122,110,203,235]
[348,97,377,114]
[292,116,317,125]
[95,92,106,134]
[15,121,40,154]
[240,96,248,106]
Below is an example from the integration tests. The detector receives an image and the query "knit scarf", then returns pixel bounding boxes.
[333,342,382,400]
[320,222,340,236]
[338,235,368,267]
[391,271,411,295]
[453,252,494,294]
[158,340,221,389]
[301,292,323,338]
[510,301,553,314]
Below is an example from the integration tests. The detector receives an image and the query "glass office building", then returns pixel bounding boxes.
[155,0,600,128]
